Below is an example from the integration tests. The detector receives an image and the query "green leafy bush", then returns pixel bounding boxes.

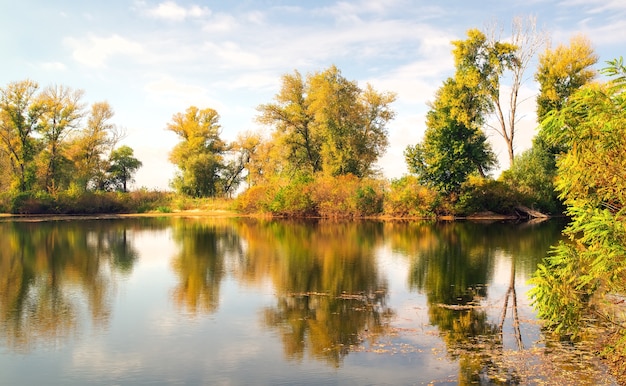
[455,176,520,216]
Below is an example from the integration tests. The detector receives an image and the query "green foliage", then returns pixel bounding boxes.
[531,59,626,347]
[270,173,316,217]
[355,185,383,216]
[108,145,142,193]
[455,176,520,216]
[405,77,496,194]
[500,137,563,214]
[167,106,239,198]
[0,79,143,201]
[451,22,543,166]
[257,65,396,179]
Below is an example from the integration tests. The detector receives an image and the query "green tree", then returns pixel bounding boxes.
[167,106,227,197]
[0,80,42,192]
[454,17,546,166]
[500,136,562,213]
[257,65,396,178]
[502,35,597,215]
[530,59,626,344]
[405,78,496,194]
[36,85,85,192]
[257,71,321,175]
[108,145,142,192]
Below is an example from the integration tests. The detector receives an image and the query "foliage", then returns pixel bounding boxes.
[108,145,142,193]
[530,59,626,345]
[36,85,85,192]
[269,173,316,217]
[167,106,246,198]
[0,79,142,203]
[405,77,496,194]
[310,174,384,218]
[0,79,42,192]
[257,65,396,178]
[499,137,563,214]
[235,173,385,218]
[453,18,546,165]
[455,176,520,216]
[68,101,123,191]
[168,106,226,197]
[234,184,276,214]
[535,35,598,123]
[383,175,437,218]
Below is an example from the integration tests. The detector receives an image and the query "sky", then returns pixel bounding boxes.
[1,0,624,190]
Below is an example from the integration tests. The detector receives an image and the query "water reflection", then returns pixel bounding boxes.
[245,220,392,366]
[0,219,146,353]
[2,216,597,385]
[169,218,242,315]
[389,220,565,383]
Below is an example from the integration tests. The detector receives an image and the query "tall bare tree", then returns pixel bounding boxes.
[455,16,548,167]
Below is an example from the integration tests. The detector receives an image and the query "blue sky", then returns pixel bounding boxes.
[2,0,624,190]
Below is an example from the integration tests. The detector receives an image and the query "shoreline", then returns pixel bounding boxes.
[0,210,548,222]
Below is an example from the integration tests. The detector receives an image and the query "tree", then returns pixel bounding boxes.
[535,35,598,124]
[500,136,561,213]
[257,65,396,178]
[68,101,124,191]
[257,71,321,175]
[167,106,227,197]
[453,17,547,166]
[108,145,142,192]
[405,78,496,194]
[502,36,597,214]
[37,85,85,192]
[0,79,42,192]
[530,59,626,343]
[222,131,261,195]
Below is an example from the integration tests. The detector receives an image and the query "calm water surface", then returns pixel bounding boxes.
[0,217,616,385]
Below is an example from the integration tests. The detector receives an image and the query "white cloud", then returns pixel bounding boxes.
[561,0,626,13]
[145,1,210,21]
[203,41,262,69]
[40,61,67,71]
[202,13,238,33]
[144,75,226,113]
[64,34,144,68]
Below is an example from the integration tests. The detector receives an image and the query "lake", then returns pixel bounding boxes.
[0,217,618,385]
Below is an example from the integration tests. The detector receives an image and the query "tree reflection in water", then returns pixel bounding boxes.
[392,220,564,384]
[0,219,144,353]
[248,220,393,367]
[0,216,573,383]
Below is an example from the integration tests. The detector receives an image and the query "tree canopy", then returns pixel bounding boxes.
[0,79,139,195]
[257,65,396,178]
[452,17,547,166]
[405,66,496,194]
